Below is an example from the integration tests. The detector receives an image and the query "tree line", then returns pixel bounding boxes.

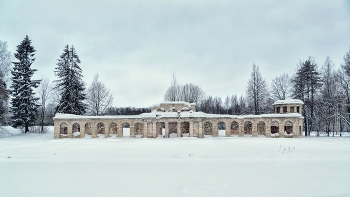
[0,36,141,133]
[1,35,350,136]
[164,54,350,136]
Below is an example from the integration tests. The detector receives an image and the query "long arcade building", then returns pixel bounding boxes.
[53,99,304,139]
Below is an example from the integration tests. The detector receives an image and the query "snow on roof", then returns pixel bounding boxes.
[151,101,196,107]
[54,112,302,120]
[273,99,304,105]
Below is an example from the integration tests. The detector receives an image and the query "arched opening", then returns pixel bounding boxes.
[181,122,190,137]
[169,107,177,112]
[257,121,266,135]
[204,121,213,137]
[284,121,293,136]
[85,123,92,136]
[134,122,143,138]
[122,123,130,137]
[156,122,165,137]
[271,121,279,137]
[168,122,178,138]
[218,121,226,136]
[60,123,68,136]
[231,121,239,136]
[97,122,105,137]
[181,107,190,112]
[244,121,252,135]
[72,123,80,137]
[157,108,165,112]
[109,122,117,137]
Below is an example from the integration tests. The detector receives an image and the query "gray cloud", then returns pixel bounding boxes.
[1,0,349,107]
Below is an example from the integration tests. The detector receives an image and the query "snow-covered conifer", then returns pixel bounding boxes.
[54,45,86,115]
[10,35,40,133]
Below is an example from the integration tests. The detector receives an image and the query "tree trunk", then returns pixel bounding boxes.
[25,123,29,133]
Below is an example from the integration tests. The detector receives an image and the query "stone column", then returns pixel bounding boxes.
[225,123,231,137]
[143,122,148,138]
[153,122,157,138]
[165,121,169,138]
[80,121,86,138]
[117,126,123,138]
[252,124,258,137]
[54,123,60,139]
[239,124,244,137]
[198,121,203,138]
[293,124,299,138]
[92,124,97,138]
[189,121,193,137]
[213,123,218,137]
[265,123,271,138]
[279,124,284,138]
[67,122,73,138]
[177,121,181,137]
[130,126,135,138]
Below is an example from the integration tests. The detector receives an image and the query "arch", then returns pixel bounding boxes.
[156,122,165,137]
[85,123,92,135]
[204,121,213,135]
[97,122,105,135]
[72,122,80,137]
[218,121,226,136]
[284,121,293,134]
[134,122,143,137]
[244,121,252,134]
[168,122,177,137]
[122,122,130,137]
[257,121,266,135]
[271,121,279,134]
[168,107,177,112]
[109,122,118,135]
[181,107,190,112]
[231,121,239,135]
[60,122,68,135]
[181,121,190,137]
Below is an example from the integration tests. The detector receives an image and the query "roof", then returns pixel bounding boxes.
[273,99,304,105]
[53,111,303,120]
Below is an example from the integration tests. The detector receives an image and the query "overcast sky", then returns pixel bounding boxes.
[1,0,350,107]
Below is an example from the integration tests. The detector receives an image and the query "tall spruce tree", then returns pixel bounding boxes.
[54,45,86,115]
[292,57,322,136]
[10,35,40,133]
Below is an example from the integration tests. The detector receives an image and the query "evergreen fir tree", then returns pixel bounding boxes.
[292,57,322,136]
[10,35,40,133]
[54,45,86,115]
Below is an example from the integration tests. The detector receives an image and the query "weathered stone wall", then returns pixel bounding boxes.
[54,116,303,139]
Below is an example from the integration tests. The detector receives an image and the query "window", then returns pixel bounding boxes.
[290,106,294,113]
[297,106,300,113]
[283,106,287,113]
[277,107,280,113]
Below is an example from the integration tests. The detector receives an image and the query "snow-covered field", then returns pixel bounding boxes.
[1,127,350,197]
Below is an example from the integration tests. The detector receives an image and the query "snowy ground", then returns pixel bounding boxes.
[0,127,350,197]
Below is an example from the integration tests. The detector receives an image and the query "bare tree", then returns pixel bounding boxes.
[164,73,205,104]
[37,78,52,132]
[164,72,181,101]
[180,83,205,103]
[0,41,12,125]
[86,74,114,115]
[246,64,269,115]
[270,73,291,100]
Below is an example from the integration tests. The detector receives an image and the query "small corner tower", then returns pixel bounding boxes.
[272,99,303,115]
